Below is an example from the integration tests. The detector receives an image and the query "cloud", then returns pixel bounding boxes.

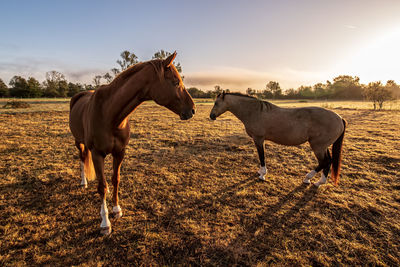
[0,56,106,84]
[184,67,329,91]
[185,67,277,91]
[344,25,357,29]
[0,43,20,51]
[64,69,106,83]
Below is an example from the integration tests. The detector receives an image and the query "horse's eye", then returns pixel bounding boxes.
[173,81,180,86]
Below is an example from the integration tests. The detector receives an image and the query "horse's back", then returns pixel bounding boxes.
[257,106,343,146]
[296,106,344,146]
[304,106,343,129]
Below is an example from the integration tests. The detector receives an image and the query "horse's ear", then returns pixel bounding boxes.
[163,51,177,68]
[222,90,226,99]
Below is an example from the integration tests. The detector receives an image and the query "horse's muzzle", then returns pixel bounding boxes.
[210,113,216,120]
[180,109,195,120]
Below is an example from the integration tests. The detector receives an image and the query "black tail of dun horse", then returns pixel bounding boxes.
[331,119,347,185]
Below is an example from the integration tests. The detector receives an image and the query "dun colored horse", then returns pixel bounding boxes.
[69,52,195,235]
[210,92,346,186]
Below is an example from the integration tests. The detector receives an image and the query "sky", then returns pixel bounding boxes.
[1,0,400,91]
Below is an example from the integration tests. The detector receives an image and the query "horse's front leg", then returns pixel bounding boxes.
[254,138,267,180]
[111,149,125,219]
[92,149,111,235]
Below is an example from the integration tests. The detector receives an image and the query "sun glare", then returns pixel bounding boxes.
[342,27,400,83]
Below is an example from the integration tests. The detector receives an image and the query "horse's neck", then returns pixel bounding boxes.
[227,97,261,123]
[98,72,151,128]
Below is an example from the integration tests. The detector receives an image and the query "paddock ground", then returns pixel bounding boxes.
[0,101,399,266]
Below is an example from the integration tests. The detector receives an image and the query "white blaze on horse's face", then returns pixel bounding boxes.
[210,93,229,120]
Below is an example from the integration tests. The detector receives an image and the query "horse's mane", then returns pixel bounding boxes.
[221,92,275,111]
[109,59,164,87]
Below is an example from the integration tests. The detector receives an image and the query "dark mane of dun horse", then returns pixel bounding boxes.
[69,52,195,235]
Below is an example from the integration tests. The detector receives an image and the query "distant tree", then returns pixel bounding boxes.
[213,85,223,98]
[84,84,95,91]
[266,81,282,99]
[111,68,120,76]
[152,50,182,73]
[187,87,209,98]
[96,50,139,83]
[246,87,256,96]
[57,80,68,97]
[385,80,400,99]
[103,72,113,83]
[0,78,9,97]
[313,83,329,99]
[297,85,313,99]
[261,89,273,99]
[363,81,392,110]
[9,76,29,97]
[329,75,363,99]
[117,50,139,71]
[43,71,66,97]
[27,77,42,97]
[93,75,102,88]
[285,88,297,98]
[67,82,83,97]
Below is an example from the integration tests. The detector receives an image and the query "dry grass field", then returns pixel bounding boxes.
[0,99,399,266]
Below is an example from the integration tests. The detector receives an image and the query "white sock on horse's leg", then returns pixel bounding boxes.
[314,173,327,187]
[100,199,111,234]
[304,170,317,184]
[112,205,122,219]
[80,162,87,188]
[258,166,267,180]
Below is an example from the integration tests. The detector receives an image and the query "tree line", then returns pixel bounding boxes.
[1,50,399,109]
[0,50,181,98]
[187,76,399,109]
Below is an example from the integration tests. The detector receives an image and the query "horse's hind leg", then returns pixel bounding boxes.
[308,148,332,187]
[254,138,267,180]
[111,149,125,219]
[75,142,88,188]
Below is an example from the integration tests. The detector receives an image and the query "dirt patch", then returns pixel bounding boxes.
[2,100,31,109]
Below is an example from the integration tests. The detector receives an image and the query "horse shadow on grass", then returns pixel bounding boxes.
[202,182,319,265]
[132,173,319,265]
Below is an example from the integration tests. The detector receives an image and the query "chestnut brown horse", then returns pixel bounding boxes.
[210,92,346,187]
[69,52,195,235]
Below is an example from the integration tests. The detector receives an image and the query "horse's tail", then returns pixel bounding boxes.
[331,118,347,185]
[84,149,96,180]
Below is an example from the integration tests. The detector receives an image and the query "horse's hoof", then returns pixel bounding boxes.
[80,183,88,189]
[313,182,324,187]
[100,226,112,235]
[112,206,122,219]
[306,170,317,180]
[113,211,123,219]
[303,179,311,184]
[259,175,266,181]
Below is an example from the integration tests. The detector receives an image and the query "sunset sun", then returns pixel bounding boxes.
[341,27,400,83]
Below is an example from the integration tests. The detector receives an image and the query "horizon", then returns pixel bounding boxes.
[1,0,400,92]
